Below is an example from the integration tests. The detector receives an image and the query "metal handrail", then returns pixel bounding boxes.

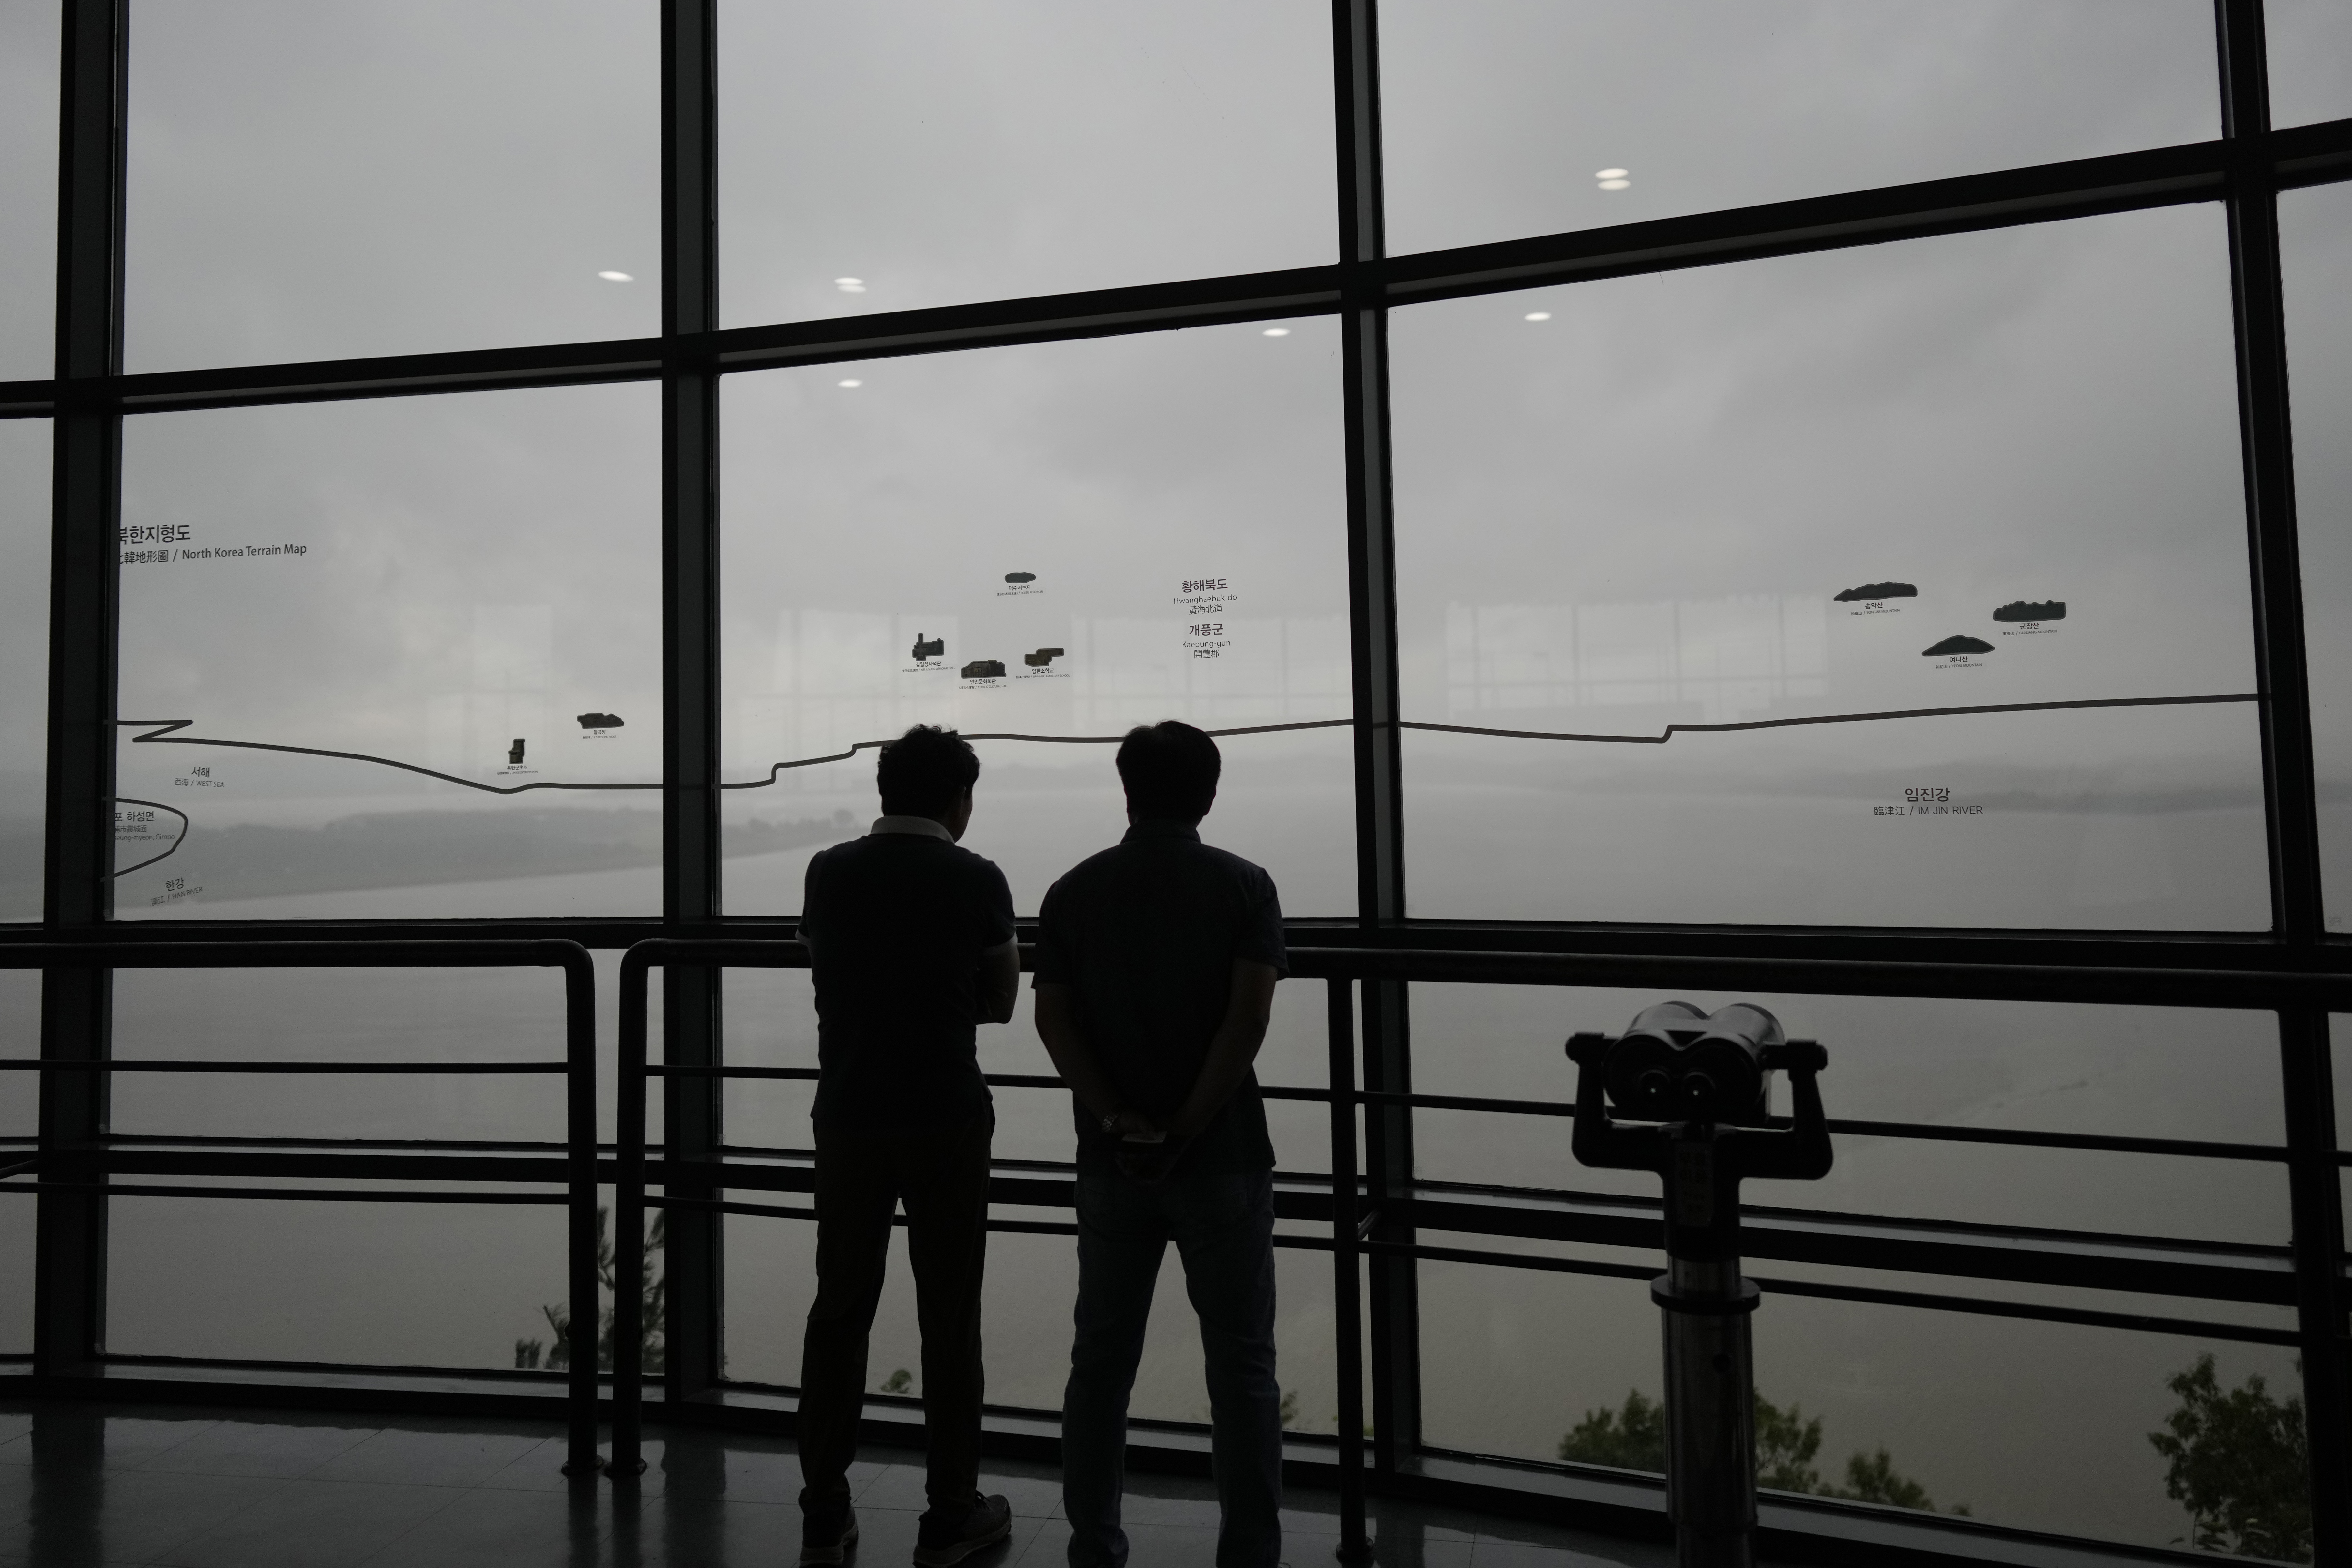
[0,940,603,1479]
[608,936,2338,1515]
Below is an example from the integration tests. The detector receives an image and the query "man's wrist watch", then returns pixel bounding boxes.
[1100,1108,1122,1134]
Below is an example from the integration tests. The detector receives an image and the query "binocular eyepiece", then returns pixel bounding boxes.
[1568,1000,1812,1124]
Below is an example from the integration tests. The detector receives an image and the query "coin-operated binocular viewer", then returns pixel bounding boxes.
[1565,1003,1832,1568]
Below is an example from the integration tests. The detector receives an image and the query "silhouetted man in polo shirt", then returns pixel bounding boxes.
[797,725,1020,1568]
[1034,721,1288,1568]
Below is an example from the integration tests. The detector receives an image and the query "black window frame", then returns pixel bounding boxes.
[4,1,2347,1558]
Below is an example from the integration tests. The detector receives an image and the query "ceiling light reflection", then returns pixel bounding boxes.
[1599,178,1631,190]
[1262,327,1291,337]
[1595,168,1628,180]
[835,277,867,293]
[837,379,862,388]
[1524,312,1551,321]
[596,271,633,282]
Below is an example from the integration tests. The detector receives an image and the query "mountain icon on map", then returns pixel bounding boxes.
[1024,648,1065,668]
[1834,581,1917,602]
[576,712,624,729]
[962,659,1007,679]
[1992,600,2065,622]
[1922,635,1994,657]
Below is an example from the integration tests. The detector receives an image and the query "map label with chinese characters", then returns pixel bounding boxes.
[1869,788,1985,817]
[1182,620,1232,660]
[149,875,203,907]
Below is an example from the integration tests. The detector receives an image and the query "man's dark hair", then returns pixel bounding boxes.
[1115,721,1221,822]
[877,725,981,818]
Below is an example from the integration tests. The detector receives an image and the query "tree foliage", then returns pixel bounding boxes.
[2147,1354,2310,1562]
[1557,1389,1665,1471]
[1753,1396,1825,1494]
[1558,1390,1947,1514]
[514,1207,667,1374]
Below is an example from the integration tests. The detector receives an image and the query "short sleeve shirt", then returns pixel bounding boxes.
[801,828,1016,1130]
[1032,819,1288,1173]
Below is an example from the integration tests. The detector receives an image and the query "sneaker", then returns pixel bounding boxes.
[799,1505,859,1567]
[912,1493,1012,1567]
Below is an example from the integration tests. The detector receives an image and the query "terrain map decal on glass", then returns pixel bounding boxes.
[1835,580,1914,616]
[1995,600,2066,637]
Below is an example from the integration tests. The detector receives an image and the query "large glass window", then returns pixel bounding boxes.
[2284,182,2352,928]
[1392,206,2266,928]
[114,386,661,919]
[123,0,659,371]
[0,418,47,922]
[719,323,1354,918]
[10,9,2352,1562]
[1380,0,2217,256]
[0,0,57,378]
[717,0,1334,328]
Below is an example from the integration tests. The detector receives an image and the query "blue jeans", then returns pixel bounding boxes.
[1062,1165,1281,1568]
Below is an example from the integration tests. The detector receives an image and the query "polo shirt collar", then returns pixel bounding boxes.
[870,815,954,841]
[1122,818,1201,844]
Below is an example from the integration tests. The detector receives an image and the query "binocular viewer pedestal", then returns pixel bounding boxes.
[1566,1002,1833,1568]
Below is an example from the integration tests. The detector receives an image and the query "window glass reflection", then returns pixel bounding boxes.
[720,324,1354,917]
[718,0,1333,327]
[115,386,661,919]
[0,420,48,922]
[124,0,658,371]
[1393,207,2264,928]
[0,0,57,377]
[1381,0,2216,256]
[2284,184,2352,931]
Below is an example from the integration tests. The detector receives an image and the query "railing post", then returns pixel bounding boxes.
[561,948,603,1480]
[610,944,658,1476]
[1328,976,1372,1563]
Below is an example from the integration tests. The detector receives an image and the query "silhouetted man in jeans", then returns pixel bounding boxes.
[1035,721,1287,1568]
[797,725,1019,1568]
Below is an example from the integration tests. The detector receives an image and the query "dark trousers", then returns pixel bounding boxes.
[797,1110,994,1513]
[1062,1165,1281,1568]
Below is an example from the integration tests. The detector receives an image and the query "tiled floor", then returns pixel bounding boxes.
[0,1403,1677,1568]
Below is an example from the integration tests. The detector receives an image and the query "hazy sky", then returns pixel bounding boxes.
[0,1,57,380]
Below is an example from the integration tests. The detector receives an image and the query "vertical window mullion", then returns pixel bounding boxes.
[35,0,128,1386]
[1334,0,1422,1476]
[2217,1,2350,1558]
[661,0,727,1404]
